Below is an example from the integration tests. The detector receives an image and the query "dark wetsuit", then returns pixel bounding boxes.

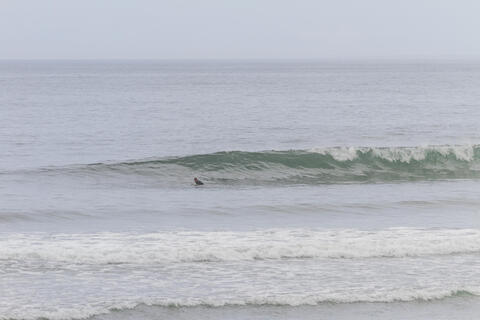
[194,178,204,185]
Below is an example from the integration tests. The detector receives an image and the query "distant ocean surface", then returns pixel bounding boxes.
[2,60,480,320]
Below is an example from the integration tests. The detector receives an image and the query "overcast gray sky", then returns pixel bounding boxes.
[0,0,479,59]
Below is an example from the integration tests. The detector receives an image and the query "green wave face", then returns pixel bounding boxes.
[88,145,480,186]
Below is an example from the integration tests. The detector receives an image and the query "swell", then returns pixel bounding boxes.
[6,144,480,186]
[3,228,480,265]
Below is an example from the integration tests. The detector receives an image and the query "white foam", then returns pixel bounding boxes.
[4,288,479,320]
[309,145,477,163]
[3,228,480,265]
[309,146,360,161]
[140,288,479,305]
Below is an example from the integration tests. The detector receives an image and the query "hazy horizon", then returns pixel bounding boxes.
[2,57,480,61]
[1,0,479,60]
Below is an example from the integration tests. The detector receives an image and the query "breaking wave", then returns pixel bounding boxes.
[11,144,479,186]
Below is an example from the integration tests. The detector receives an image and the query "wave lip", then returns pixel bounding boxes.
[3,228,480,265]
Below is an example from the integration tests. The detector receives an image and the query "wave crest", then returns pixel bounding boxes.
[98,144,480,185]
[7,144,480,185]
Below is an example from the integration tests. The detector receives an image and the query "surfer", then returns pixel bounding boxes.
[194,177,204,186]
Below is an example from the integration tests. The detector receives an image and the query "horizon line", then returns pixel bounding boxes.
[2,56,480,62]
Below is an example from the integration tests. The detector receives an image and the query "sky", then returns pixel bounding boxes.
[0,0,479,59]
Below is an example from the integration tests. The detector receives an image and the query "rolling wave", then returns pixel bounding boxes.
[6,144,480,185]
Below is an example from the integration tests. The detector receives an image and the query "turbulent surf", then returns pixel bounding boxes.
[4,228,480,265]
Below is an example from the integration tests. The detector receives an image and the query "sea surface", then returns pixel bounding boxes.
[1,60,480,319]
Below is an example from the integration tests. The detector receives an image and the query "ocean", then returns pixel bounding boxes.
[1,60,480,319]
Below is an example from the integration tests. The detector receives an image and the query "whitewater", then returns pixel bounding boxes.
[2,60,480,320]
[4,228,480,265]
